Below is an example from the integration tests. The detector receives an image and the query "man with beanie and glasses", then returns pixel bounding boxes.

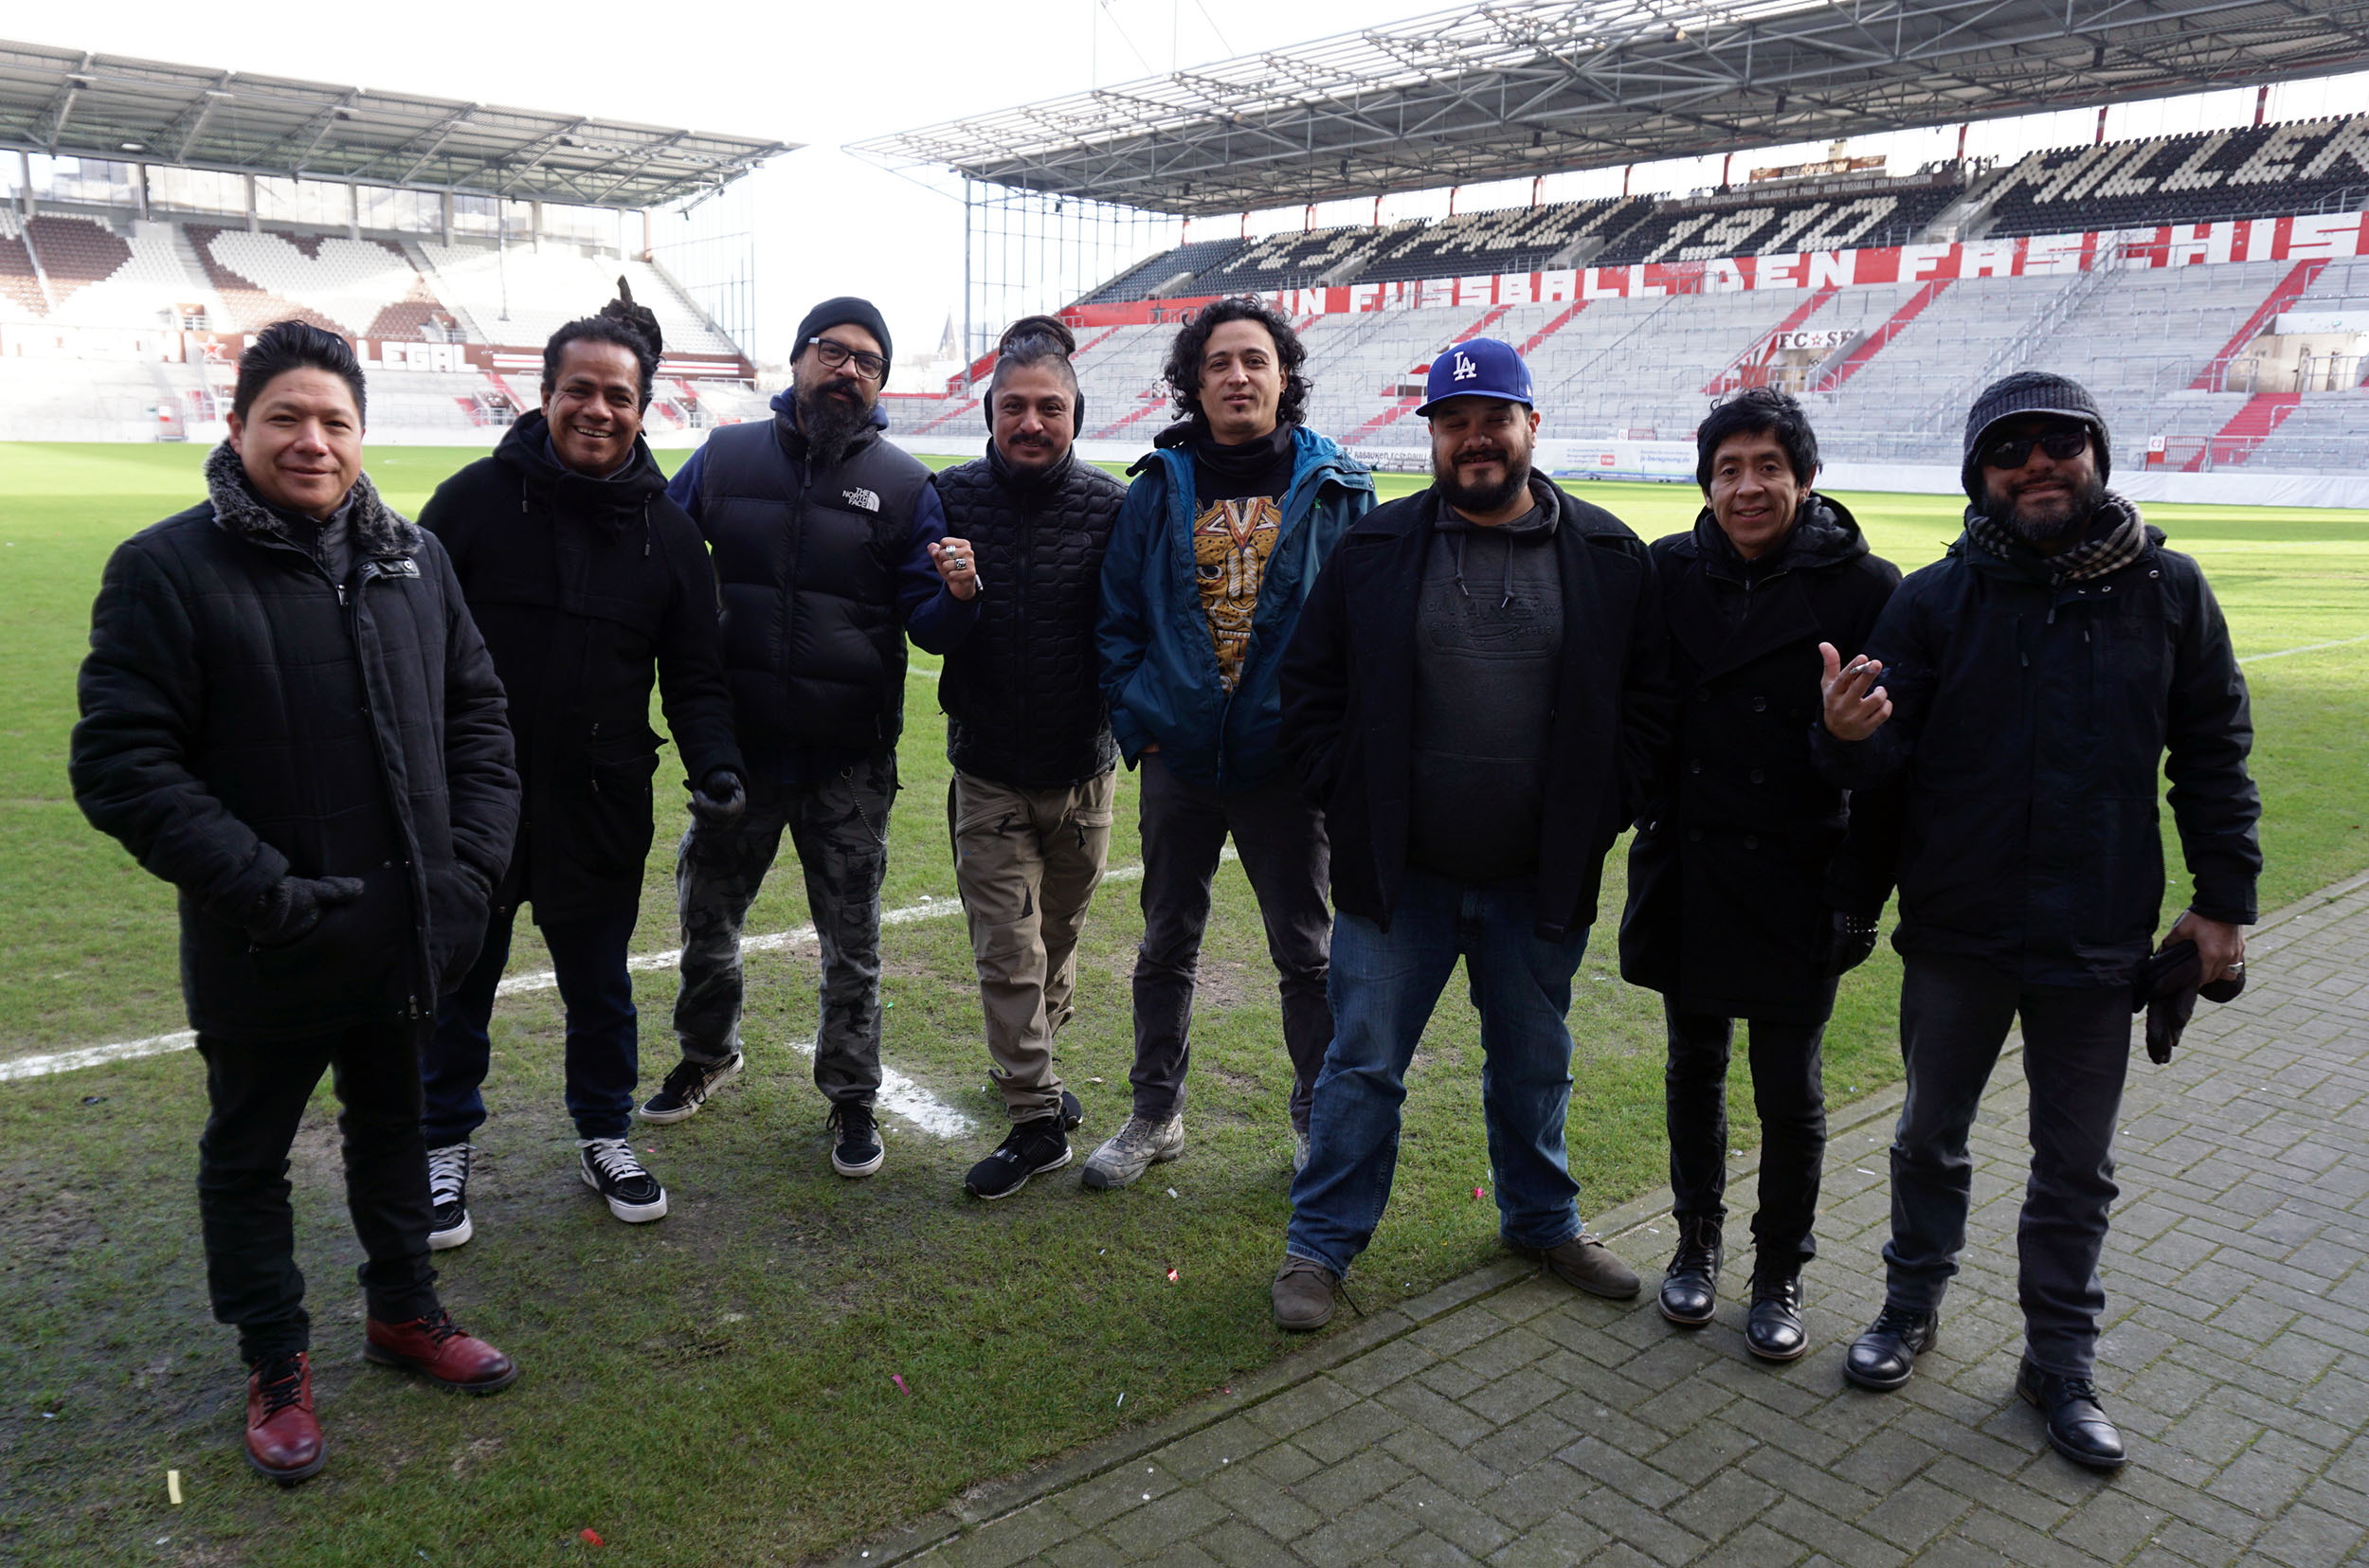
[1814,371,2258,1469]
[651,297,980,1181]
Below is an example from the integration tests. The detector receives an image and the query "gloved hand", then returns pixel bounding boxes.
[690,768,747,829]
[1827,911,1880,977]
[246,874,365,947]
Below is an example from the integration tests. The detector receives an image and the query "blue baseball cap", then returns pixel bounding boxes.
[1415,337,1533,417]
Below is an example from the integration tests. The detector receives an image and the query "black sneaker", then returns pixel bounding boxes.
[426,1143,473,1251]
[638,1053,743,1125]
[827,1102,883,1179]
[577,1137,668,1223]
[964,1117,1071,1199]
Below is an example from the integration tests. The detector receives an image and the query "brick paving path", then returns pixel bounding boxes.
[844,874,2369,1568]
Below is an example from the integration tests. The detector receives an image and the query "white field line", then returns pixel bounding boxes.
[2239,632,2369,664]
[2,856,1221,1132]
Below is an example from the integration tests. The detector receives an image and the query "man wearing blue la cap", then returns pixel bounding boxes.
[1268,338,1675,1328]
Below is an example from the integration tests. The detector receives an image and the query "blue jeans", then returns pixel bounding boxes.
[423,902,641,1145]
[1286,869,1591,1277]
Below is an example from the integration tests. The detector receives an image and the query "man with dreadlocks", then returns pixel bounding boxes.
[416,284,743,1243]
[1813,372,2259,1470]
[929,316,1129,1199]
[652,297,978,1181]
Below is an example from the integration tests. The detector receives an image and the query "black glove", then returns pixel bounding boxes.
[245,874,365,947]
[690,768,746,829]
[1827,911,1880,977]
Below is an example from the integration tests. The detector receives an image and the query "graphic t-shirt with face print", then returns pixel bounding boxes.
[1186,422,1296,694]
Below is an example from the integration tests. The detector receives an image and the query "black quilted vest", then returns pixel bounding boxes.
[696,412,931,754]
[931,443,1128,787]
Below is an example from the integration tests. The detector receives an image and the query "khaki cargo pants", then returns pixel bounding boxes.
[949,769,1117,1123]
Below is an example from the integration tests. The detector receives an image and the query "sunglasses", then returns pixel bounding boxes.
[807,336,888,382]
[1982,426,2089,470]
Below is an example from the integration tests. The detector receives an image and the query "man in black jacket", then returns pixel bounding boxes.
[418,290,744,1243]
[71,322,521,1486]
[652,297,979,1180]
[1816,372,2258,1469]
[1271,339,1673,1329]
[931,316,1129,1199]
[1619,388,1901,1362]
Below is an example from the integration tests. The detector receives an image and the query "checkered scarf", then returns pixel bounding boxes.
[1963,491,2148,586]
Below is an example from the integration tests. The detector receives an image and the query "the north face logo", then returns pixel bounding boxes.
[1452,352,1477,382]
[842,487,880,513]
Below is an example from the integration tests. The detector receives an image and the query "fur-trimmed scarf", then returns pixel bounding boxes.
[203,440,419,558]
[1963,490,2148,586]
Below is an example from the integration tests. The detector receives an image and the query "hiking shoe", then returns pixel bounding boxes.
[827,1102,884,1178]
[1059,1089,1084,1130]
[1272,1255,1341,1331]
[964,1116,1071,1199]
[425,1142,474,1251]
[638,1052,743,1125]
[1080,1113,1185,1190]
[578,1137,668,1223]
[1535,1233,1641,1298]
[244,1351,324,1484]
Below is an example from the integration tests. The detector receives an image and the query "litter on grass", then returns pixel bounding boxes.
[1473,1186,1485,1199]
[166,1470,181,1505]
[1115,1392,1126,1408]
[1166,1268,1179,1283]
[580,1528,605,1546]
[892,1374,912,1396]
[1166,1187,1179,1199]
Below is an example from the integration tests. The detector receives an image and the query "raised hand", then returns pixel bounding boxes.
[928,537,980,601]
[1819,641,1892,742]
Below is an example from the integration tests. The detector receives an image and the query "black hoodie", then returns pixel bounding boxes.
[419,410,742,922]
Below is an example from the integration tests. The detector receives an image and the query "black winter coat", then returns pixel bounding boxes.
[419,412,742,923]
[71,443,519,1041]
[1619,496,1903,1023]
[1281,477,1674,942]
[931,442,1128,787]
[1812,496,2259,988]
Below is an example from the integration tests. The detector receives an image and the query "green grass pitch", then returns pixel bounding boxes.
[2,441,2362,1564]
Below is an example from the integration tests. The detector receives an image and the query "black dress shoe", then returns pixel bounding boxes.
[1656,1217,1723,1326]
[2017,1357,2128,1469]
[1745,1272,1808,1361]
[1843,1304,1939,1391]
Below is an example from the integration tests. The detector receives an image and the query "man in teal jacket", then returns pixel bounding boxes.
[1089,296,1375,1189]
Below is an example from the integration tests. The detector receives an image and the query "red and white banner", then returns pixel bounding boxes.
[1060,211,2369,328]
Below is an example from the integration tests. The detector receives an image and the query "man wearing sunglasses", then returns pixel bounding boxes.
[1813,372,2258,1470]
[654,297,979,1181]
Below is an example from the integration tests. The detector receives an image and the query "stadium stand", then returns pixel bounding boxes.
[416,243,740,354]
[0,208,45,319]
[1189,223,1418,293]
[1980,114,2369,238]
[1349,197,1653,283]
[1593,174,1963,265]
[1078,238,1250,303]
[188,226,454,340]
[23,217,133,310]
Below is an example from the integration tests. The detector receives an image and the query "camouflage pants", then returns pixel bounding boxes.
[673,750,895,1108]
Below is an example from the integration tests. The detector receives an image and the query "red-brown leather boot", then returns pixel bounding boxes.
[244,1352,326,1483]
[364,1307,518,1393]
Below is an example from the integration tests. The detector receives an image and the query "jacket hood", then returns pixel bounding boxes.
[1674,492,1867,572]
[1131,421,1372,494]
[205,440,417,558]
[494,408,668,523]
[769,383,891,433]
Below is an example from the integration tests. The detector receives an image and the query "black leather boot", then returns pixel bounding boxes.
[1843,1304,1939,1391]
[2017,1357,2128,1469]
[1745,1271,1808,1361]
[1656,1216,1722,1326]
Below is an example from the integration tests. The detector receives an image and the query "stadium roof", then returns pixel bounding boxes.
[851,0,2369,215]
[0,39,793,209]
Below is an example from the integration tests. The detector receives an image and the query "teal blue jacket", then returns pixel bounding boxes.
[1096,424,1374,791]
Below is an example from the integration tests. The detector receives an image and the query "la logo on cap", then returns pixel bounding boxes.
[1453,351,1478,382]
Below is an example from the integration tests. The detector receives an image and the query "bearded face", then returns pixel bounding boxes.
[1978,418,2106,549]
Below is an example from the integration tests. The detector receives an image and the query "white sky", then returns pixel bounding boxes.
[18,3,2369,369]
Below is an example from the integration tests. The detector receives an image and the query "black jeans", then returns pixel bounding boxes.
[1664,1000,1828,1275]
[423,900,641,1145]
[1130,752,1333,1129]
[195,1020,441,1363]
[1885,953,2130,1378]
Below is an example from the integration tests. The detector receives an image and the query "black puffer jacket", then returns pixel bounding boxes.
[71,444,518,1040]
[931,442,1128,787]
[1619,496,1903,1022]
[1812,496,2259,987]
[1281,476,1674,942]
[419,412,742,923]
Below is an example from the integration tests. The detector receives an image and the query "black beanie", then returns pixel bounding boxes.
[1961,370,2110,500]
[795,297,893,377]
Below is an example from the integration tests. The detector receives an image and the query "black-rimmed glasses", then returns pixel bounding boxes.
[807,336,888,382]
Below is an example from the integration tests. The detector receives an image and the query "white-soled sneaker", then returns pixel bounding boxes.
[426,1142,474,1251]
[638,1053,743,1125]
[578,1137,668,1223]
[1080,1113,1185,1190]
